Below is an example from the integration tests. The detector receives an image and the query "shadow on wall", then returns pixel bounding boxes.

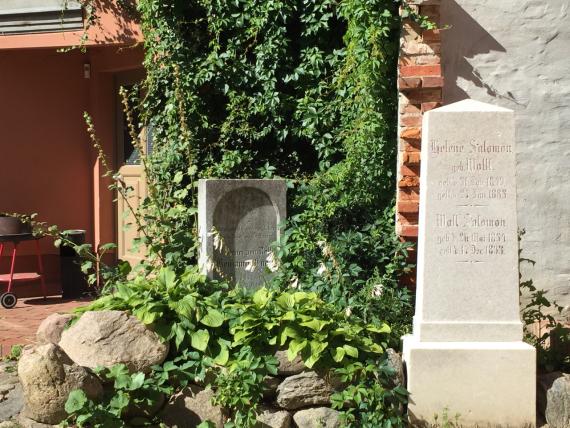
[91,0,139,45]
[442,0,519,105]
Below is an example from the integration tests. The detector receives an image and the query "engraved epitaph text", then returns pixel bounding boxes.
[198,180,286,290]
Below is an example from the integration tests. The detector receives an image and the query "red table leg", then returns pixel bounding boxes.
[7,243,17,293]
[35,239,47,299]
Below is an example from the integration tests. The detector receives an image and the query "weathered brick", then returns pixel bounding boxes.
[414,54,440,65]
[421,101,442,112]
[401,127,422,140]
[401,103,421,114]
[399,176,420,188]
[422,29,441,42]
[420,5,441,15]
[397,224,419,238]
[400,114,422,127]
[397,200,420,214]
[405,0,440,5]
[400,40,438,56]
[401,22,422,44]
[398,187,420,201]
[400,64,441,77]
[422,76,444,88]
[400,139,421,152]
[398,77,422,90]
[402,151,421,164]
[420,5,441,23]
[399,53,440,66]
[404,88,442,104]
[400,163,420,177]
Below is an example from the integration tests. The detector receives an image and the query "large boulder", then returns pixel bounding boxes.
[544,372,570,428]
[59,310,169,373]
[161,385,227,428]
[36,313,74,345]
[274,350,305,376]
[256,407,291,428]
[18,344,102,425]
[276,371,334,410]
[293,407,341,428]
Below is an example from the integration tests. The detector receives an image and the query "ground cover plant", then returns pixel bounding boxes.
[63,267,408,427]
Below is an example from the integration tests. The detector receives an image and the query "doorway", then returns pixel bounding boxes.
[115,69,147,267]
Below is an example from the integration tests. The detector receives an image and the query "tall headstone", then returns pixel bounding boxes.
[198,179,286,289]
[402,100,536,426]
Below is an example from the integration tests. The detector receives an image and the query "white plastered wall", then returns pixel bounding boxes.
[441,0,570,317]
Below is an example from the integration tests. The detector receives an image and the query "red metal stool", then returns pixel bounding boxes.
[0,233,47,309]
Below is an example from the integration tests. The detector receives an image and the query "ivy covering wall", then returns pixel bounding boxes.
[134,0,413,328]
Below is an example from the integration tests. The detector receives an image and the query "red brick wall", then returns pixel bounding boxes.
[397,0,442,286]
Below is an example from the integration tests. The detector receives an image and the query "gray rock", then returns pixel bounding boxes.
[0,421,20,428]
[17,344,102,425]
[36,313,74,345]
[385,348,404,387]
[276,371,334,410]
[274,350,305,376]
[545,372,570,428]
[16,414,58,428]
[59,310,169,373]
[262,376,281,399]
[293,407,341,428]
[256,407,291,428]
[161,385,227,428]
[0,382,23,423]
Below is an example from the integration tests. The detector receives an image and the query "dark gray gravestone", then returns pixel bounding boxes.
[198,179,286,289]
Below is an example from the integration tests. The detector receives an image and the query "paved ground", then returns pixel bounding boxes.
[0,296,91,356]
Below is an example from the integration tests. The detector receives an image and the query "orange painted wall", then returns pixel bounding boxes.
[0,0,142,51]
[0,1,144,296]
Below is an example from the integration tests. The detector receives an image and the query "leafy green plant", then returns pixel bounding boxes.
[229,287,390,369]
[64,267,406,427]
[2,344,23,362]
[212,346,278,427]
[519,230,570,372]
[332,360,408,427]
[430,407,462,428]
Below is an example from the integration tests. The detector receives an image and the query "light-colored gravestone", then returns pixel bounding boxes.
[198,179,286,289]
[402,100,536,426]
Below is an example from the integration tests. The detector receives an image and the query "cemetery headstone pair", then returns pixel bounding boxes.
[196,100,536,427]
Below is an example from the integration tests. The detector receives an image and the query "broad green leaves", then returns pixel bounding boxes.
[191,329,210,352]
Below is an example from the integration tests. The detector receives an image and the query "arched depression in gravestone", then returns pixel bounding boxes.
[198,179,287,290]
[213,187,278,286]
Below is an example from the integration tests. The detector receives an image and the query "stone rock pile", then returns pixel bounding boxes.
[3,310,390,428]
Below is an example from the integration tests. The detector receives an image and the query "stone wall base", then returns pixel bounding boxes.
[402,335,536,427]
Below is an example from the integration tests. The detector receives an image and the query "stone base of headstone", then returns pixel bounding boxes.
[403,335,536,427]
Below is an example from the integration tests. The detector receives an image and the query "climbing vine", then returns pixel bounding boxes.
[126,0,415,327]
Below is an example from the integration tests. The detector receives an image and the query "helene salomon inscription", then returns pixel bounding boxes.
[198,179,286,290]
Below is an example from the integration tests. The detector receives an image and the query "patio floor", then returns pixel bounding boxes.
[0,295,91,356]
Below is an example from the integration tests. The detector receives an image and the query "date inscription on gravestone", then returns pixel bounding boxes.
[430,139,513,263]
[198,180,286,289]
